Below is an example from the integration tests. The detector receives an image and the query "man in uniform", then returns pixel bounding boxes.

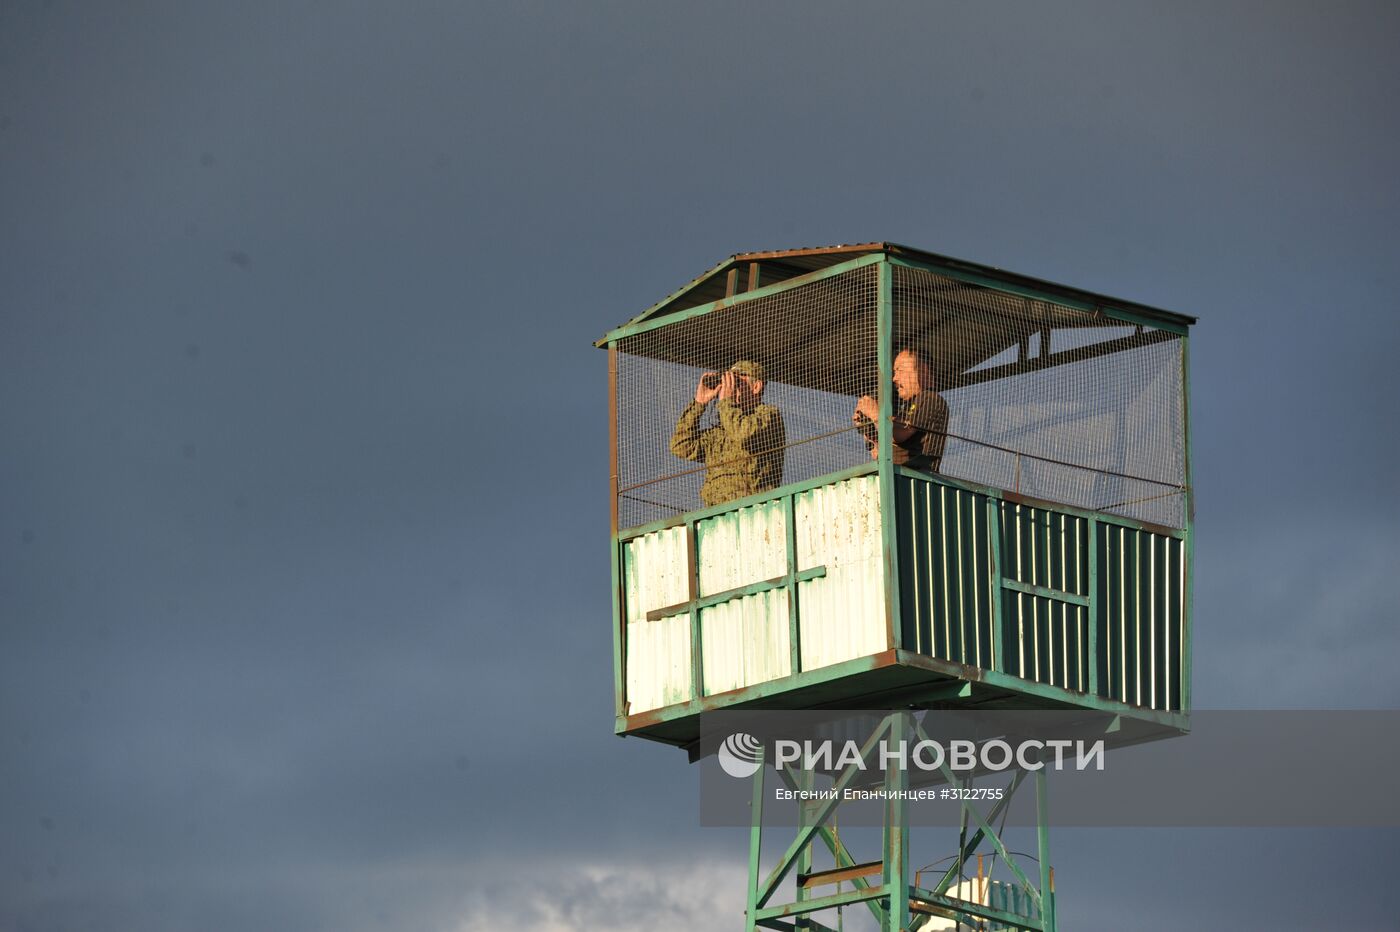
[852,347,948,472]
[670,359,786,507]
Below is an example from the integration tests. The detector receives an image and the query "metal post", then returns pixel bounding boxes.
[608,344,625,719]
[1087,516,1099,699]
[746,744,766,932]
[883,711,910,931]
[877,258,904,651]
[1180,335,1194,713]
[796,767,812,931]
[987,497,1006,674]
[1035,764,1057,932]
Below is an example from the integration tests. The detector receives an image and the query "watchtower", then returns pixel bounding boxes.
[598,243,1194,930]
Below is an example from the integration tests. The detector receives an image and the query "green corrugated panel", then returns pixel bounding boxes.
[1093,523,1184,711]
[999,502,1088,596]
[896,476,994,670]
[1009,593,1088,693]
[895,481,1187,711]
[995,502,1090,692]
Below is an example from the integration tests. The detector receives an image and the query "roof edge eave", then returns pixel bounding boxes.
[594,241,1198,348]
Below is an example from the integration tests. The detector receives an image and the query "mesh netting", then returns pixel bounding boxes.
[616,266,879,529]
[892,264,1186,527]
[613,261,1187,531]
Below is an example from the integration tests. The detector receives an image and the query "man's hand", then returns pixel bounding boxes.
[695,373,721,405]
[718,370,738,401]
[854,395,879,422]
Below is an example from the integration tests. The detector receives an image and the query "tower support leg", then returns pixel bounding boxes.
[1035,765,1057,931]
[745,742,765,932]
[742,711,1056,932]
[883,711,910,931]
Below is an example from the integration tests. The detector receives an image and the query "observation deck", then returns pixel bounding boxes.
[598,244,1195,750]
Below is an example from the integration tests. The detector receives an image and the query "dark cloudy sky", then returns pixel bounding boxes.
[3,2,1397,929]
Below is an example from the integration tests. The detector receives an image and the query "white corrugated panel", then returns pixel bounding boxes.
[795,475,886,671]
[623,527,692,713]
[700,589,791,695]
[696,499,787,595]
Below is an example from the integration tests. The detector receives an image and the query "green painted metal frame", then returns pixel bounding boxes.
[609,256,1194,732]
[747,742,767,932]
[877,257,902,653]
[598,252,886,346]
[606,253,1192,932]
[1087,514,1100,698]
[911,716,1046,920]
[596,244,1194,350]
[782,764,888,927]
[617,462,879,541]
[616,465,880,730]
[608,341,627,722]
[750,717,894,922]
[615,497,1191,738]
[1181,332,1195,713]
[1002,577,1090,608]
[895,466,1186,542]
[687,520,704,700]
[883,254,1189,336]
[883,711,911,931]
[743,711,1056,932]
[649,566,828,622]
[784,494,803,679]
[925,770,1026,901]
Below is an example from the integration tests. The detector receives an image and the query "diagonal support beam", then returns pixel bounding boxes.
[931,770,1027,896]
[777,765,886,926]
[756,717,892,908]
[913,717,1042,912]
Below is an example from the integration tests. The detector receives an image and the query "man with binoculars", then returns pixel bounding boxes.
[669,360,786,508]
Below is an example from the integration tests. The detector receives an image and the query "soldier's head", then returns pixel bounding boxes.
[892,348,932,400]
[729,359,766,410]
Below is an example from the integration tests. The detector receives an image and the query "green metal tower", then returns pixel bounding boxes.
[598,243,1195,930]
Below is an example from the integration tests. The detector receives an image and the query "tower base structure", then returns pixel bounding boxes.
[743,713,1057,932]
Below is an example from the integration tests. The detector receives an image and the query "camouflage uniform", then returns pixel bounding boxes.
[670,397,786,508]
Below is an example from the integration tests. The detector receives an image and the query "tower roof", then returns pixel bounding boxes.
[599,242,1196,347]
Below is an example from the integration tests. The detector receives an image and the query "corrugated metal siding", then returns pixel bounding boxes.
[696,499,787,595]
[622,527,692,713]
[795,475,886,671]
[897,475,1185,713]
[1001,503,1089,596]
[1003,592,1089,693]
[694,500,790,694]
[999,502,1090,693]
[1097,523,1184,711]
[897,479,996,669]
[700,590,791,694]
[619,475,886,712]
